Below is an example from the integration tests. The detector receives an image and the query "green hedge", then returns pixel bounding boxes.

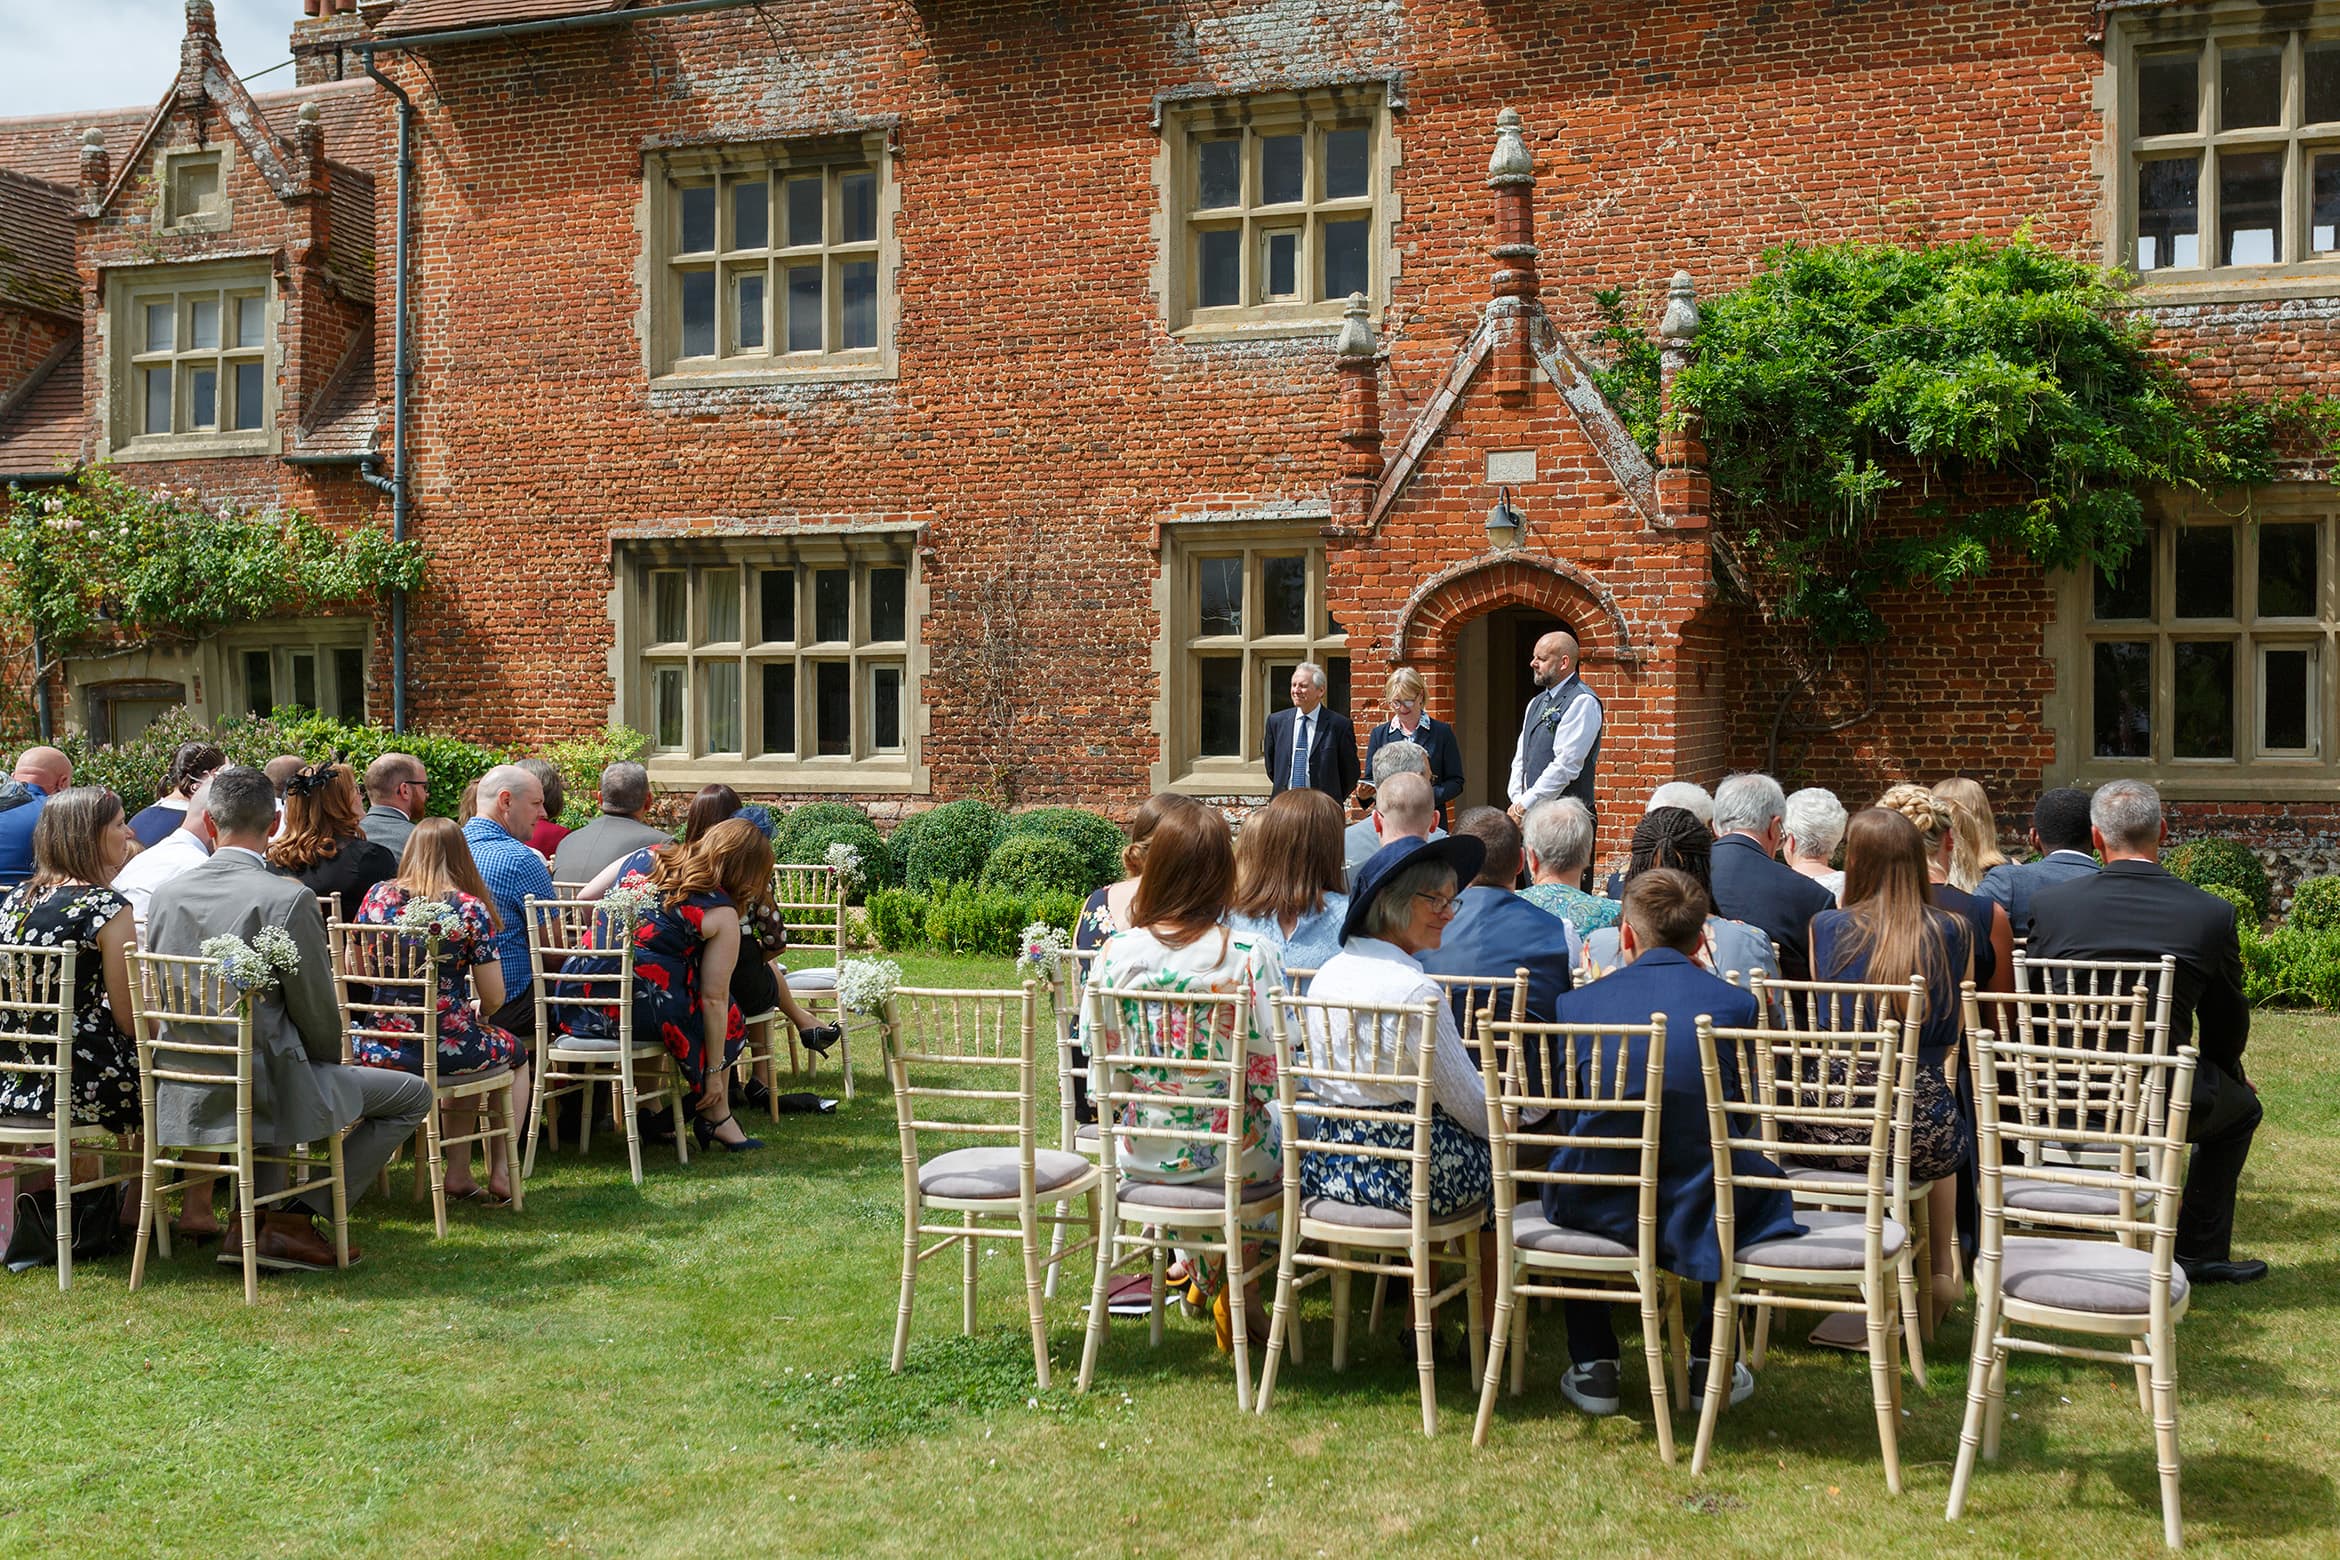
[533,727,652,830]
[865,881,1081,957]
[903,799,1005,892]
[998,807,1126,896]
[979,833,1092,900]
[2243,924,2340,1010]
[2166,839,2272,924]
[2287,874,2340,934]
[779,818,893,901]
[65,708,500,817]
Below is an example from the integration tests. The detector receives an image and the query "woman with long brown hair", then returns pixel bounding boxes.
[1932,777,2010,894]
[1226,788,1349,971]
[268,759,398,923]
[349,817,530,1205]
[559,817,774,1151]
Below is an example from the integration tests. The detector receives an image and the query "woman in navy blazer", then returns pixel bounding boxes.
[1363,667,1465,828]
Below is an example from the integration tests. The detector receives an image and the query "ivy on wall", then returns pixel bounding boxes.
[0,467,426,662]
[1588,235,2340,646]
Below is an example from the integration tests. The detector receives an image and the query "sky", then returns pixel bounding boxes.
[0,0,295,120]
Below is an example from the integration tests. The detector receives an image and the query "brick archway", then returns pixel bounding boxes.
[1395,552,1637,675]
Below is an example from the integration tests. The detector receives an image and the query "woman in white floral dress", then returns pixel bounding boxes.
[0,787,141,1133]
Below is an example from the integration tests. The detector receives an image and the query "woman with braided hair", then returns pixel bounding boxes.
[1577,805,1777,984]
[1877,783,2012,995]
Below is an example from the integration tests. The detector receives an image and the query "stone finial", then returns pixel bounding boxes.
[298,101,322,126]
[1487,107,1533,184]
[1335,292,1378,359]
[1659,270,1701,343]
[77,128,109,214]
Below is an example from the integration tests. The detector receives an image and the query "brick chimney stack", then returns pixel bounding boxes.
[1332,292,1385,528]
[1486,107,1540,402]
[293,0,374,84]
[1655,271,1710,530]
[76,128,109,219]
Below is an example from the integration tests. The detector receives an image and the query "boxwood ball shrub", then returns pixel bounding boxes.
[979,833,1091,900]
[2286,874,2340,934]
[1000,807,1127,895]
[904,799,1006,892]
[781,818,893,899]
[2166,839,2272,924]
[780,801,875,853]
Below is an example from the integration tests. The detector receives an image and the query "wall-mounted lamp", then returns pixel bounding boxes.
[1486,485,1525,550]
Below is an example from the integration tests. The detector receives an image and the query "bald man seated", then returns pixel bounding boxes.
[0,746,72,891]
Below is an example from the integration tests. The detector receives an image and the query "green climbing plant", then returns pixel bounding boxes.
[0,466,426,665]
[1586,235,2340,646]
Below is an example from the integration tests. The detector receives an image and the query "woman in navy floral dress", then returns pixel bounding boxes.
[0,787,141,1134]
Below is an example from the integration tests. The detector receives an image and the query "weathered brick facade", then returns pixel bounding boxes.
[7,1,2337,872]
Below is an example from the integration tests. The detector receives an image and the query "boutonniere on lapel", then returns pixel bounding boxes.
[1538,700,1566,733]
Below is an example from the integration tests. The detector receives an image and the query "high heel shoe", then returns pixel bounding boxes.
[799,1023,842,1057]
[692,1113,766,1153]
[737,1077,774,1112]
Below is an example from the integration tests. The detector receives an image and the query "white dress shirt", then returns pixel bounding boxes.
[1507,676,1604,809]
[1300,937,1488,1134]
[1288,709,1314,790]
[112,829,214,939]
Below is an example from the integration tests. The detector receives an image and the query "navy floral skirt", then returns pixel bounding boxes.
[1299,1105,1492,1225]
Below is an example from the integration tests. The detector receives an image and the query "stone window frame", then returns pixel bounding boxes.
[158,144,232,235]
[1155,84,1398,341]
[2048,485,2340,800]
[106,260,276,461]
[1151,520,1350,795]
[614,534,925,794]
[220,620,369,724]
[2109,5,2340,299]
[642,132,899,387]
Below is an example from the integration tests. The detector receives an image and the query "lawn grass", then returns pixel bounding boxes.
[4,950,2337,1558]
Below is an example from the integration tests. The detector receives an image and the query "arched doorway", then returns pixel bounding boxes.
[1450,605,1568,812]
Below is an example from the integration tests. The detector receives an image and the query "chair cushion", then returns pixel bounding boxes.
[919,1146,1091,1200]
[1074,1122,1099,1145]
[548,1035,624,1055]
[2005,1173,2126,1217]
[2001,1236,2187,1315]
[1512,1210,1634,1258]
[785,967,839,993]
[1738,1208,1908,1270]
[1119,1177,1280,1210]
[1300,1196,1489,1230]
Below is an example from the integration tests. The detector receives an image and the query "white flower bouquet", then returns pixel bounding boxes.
[596,878,661,940]
[1016,921,1073,983]
[201,925,302,993]
[824,842,866,895]
[394,896,465,948]
[835,956,902,1017]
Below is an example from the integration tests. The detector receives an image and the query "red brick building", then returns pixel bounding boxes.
[5,1,2337,869]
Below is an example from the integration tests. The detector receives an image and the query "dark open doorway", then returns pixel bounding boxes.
[1450,605,1570,813]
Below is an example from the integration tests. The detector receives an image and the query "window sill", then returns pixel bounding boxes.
[110,433,274,463]
[650,359,896,392]
[2122,266,2340,306]
[1170,318,1346,346]
[2061,762,2340,802]
[643,755,923,794]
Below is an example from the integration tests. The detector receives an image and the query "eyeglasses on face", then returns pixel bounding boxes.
[1411,890,1459,916]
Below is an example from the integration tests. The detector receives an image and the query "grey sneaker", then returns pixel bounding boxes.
[1688,1360,1756,1409]
[1560,1360,1622,1416]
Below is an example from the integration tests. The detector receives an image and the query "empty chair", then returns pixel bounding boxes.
[520,898,690,1185]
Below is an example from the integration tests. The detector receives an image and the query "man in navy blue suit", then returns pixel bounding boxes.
[1708,771,1834,984]
[1539,868,1803,1416]
[1262,661,1359,805]
[1977,785,2099,939]
[1418,807,1573,1037]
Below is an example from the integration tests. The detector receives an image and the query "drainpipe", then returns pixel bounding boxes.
[359,46,412,734]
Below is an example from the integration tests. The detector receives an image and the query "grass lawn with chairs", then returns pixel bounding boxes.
[4,950,2338,1558]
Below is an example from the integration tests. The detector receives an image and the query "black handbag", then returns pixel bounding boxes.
[4,1182,125,1273]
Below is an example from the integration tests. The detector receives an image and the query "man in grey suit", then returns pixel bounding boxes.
[550,760,670,886]
[148,766,430,1272]
[1978,786,2099,939]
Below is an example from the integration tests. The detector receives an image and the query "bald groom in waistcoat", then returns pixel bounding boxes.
[1506,630,1603,844]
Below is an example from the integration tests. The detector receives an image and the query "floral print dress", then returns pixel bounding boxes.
[559,889,746,1094]
[0,883,138,1132]
[348,883,524,1076]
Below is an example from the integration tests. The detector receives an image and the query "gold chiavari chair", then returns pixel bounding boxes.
[1041,946,1099,1299]
[738,863,853,1104]
[521,897,689,1186]
[0,945,140,1291]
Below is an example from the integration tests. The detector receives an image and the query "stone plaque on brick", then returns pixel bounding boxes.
[1486,449,1537,484]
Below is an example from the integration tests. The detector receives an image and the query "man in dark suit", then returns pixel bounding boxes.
[1418,808,1572,1035]
[1538,869,1803,1416]
[1708,772,1834,984]
[1263,660,1358,804]
[1977,786,2099,939]
[2026,779,2264,1285]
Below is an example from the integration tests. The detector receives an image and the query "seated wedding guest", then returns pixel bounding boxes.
[1343,741,1444,883]
[1933,777,2009,893]
[267,759,399,925]
[1710,772,1835,986]
[129,741,224,848]
[1300,834,1491,1222]
[1227,788,1350,973]
[263,755,305,797]
[350,817,530,1205]
[1977,786,2098,940]
[1600,781,1714,896]
[1782,787,1847,901]
[1520,797,1619,939]
[1540,868,1802,1415]
[359,752,429,857]
[0,787,142,1138]
[0,746,72,891]
[463,764,555,1043]
[1364,666,1465,828]
[1343,770,1438,895]
[518,757,570,858]
[2027,780,2262,1285]
[1420,807,1574,1028]
[1085,802,1284,1348]
[550,761,668,886]
[558,818,775,1152]
[148,766,430,1270]
[1581,809,1777,985]
[580,783,739,897]
[1805,805,1973,1334]
[1069,794,1202,1127]
[1878,783,2011,993]
[114,776,215,939]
